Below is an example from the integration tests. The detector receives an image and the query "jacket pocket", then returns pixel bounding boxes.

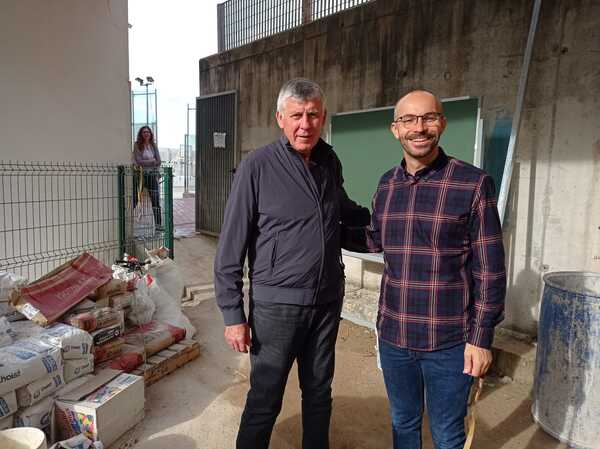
[270,233,279,274]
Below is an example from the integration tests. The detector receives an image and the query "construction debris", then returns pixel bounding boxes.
[0,248,198,446]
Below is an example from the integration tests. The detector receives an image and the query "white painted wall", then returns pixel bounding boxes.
[0,0,130,163]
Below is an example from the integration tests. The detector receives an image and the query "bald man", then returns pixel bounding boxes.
[353,90,506,449]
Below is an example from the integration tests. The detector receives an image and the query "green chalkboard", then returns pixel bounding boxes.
[331,98,480,209]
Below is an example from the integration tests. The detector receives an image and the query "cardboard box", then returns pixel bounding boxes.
[55,369,144,447]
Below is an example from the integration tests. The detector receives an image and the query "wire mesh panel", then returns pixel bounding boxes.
[217,0,374,51]
[0,162,173,281]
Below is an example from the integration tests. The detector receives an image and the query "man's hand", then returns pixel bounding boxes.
[463,343,492,377]
[225,323,251,353]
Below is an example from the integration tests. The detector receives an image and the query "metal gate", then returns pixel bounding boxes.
[196,91,238,235]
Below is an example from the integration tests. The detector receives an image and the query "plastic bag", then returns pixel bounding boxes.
[0,316,14,347]
[146,274,195,338]
[146,251,184,303]
[133,189,155,238]
[50,433,104,449]
[128,275,156,325]
[0,271,27,318]
[0,271,27,299]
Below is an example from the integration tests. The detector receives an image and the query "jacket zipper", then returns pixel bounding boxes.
[300,158,325,305]
[280,139,326,304]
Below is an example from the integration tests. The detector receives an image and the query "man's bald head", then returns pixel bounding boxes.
[390,89,447,173]
[393,90,443,121]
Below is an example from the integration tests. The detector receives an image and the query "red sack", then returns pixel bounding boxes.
[10,253,113,326]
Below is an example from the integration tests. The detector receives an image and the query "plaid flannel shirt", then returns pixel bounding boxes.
[367,150,506,351]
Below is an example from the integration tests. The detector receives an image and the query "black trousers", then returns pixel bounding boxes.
[133,172,161,226]
[237,299,343,449]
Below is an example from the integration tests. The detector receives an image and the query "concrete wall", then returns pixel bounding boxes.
[199,0,600,335]
[0,0,131,163]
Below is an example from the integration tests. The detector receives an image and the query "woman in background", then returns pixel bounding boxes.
[132,126,162,229]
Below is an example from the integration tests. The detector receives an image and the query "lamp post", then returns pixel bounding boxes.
[134,76,154,125]
[184,104,196,195]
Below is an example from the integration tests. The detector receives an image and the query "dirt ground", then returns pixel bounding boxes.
[110,235,567,449]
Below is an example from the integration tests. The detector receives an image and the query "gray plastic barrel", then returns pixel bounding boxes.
[532,271,600,449]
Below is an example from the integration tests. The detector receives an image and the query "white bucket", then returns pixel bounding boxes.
[0,427,47,449]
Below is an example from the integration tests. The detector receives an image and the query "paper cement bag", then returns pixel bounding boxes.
[14,395,54,428]
[0,390,17,418]
[14,374,94,430]
[67,308,123,333]
[0,413,12,430]
[40,323,94,360]
[90,322,124,346]
[10,253,113,326]
[124,320,185,357]
[17,371,65,408]
[64,356,94,383]
[0,338,63,395]
[108,292,134,311]
[93,338,124,365]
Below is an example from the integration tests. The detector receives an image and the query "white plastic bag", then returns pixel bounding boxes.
[0,271,27,299]
[50,434,104,449]
[0,271,27,318]
[128,275,156,325]
[133,189,155,238]
[0,317,14,347]
[146,274,195,338]
[146,254,184,303]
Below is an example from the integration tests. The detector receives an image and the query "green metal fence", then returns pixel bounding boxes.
[0,161,173,281]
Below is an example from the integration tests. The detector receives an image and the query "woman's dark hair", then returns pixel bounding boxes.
[135,126,156,150]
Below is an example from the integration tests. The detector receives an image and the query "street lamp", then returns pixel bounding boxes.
[135,76,154,125]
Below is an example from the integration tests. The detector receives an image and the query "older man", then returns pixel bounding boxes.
[214,78,369,449]
[352,90,506,449]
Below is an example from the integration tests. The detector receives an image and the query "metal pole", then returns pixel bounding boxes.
[497,0,542,224]
[185,104,190,194]
[117,166,126,258]
[154,88,158,145]
[163,166,174,259]
[145,83,149,125]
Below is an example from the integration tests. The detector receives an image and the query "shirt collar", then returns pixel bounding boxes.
[280,135,330,165]
[400,148,449,180]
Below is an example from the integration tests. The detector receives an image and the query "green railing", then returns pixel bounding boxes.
[0,161,174,281]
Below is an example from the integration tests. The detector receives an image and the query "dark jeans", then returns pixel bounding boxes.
[237,300,343,449]
[133,172,161,226]
[378,339,473,449]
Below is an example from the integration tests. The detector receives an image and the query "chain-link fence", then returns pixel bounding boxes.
[0,161,173,281]
[217,0,374,52]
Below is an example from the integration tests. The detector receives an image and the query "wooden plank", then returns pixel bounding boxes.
[140,340,200,386]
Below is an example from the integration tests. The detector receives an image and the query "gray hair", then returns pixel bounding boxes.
[276,78,325,113]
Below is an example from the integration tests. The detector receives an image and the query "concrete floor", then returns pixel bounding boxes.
[111,235,568,449]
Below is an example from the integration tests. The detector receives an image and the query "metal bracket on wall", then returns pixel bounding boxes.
[497,0,543,225]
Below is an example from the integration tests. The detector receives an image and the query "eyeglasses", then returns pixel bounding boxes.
[394,112,443,128]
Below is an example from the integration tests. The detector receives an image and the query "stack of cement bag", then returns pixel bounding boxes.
[65,306,125,368]
[0,322,93,436]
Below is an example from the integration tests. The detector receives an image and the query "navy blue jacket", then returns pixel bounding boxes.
[214,136,370,325]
